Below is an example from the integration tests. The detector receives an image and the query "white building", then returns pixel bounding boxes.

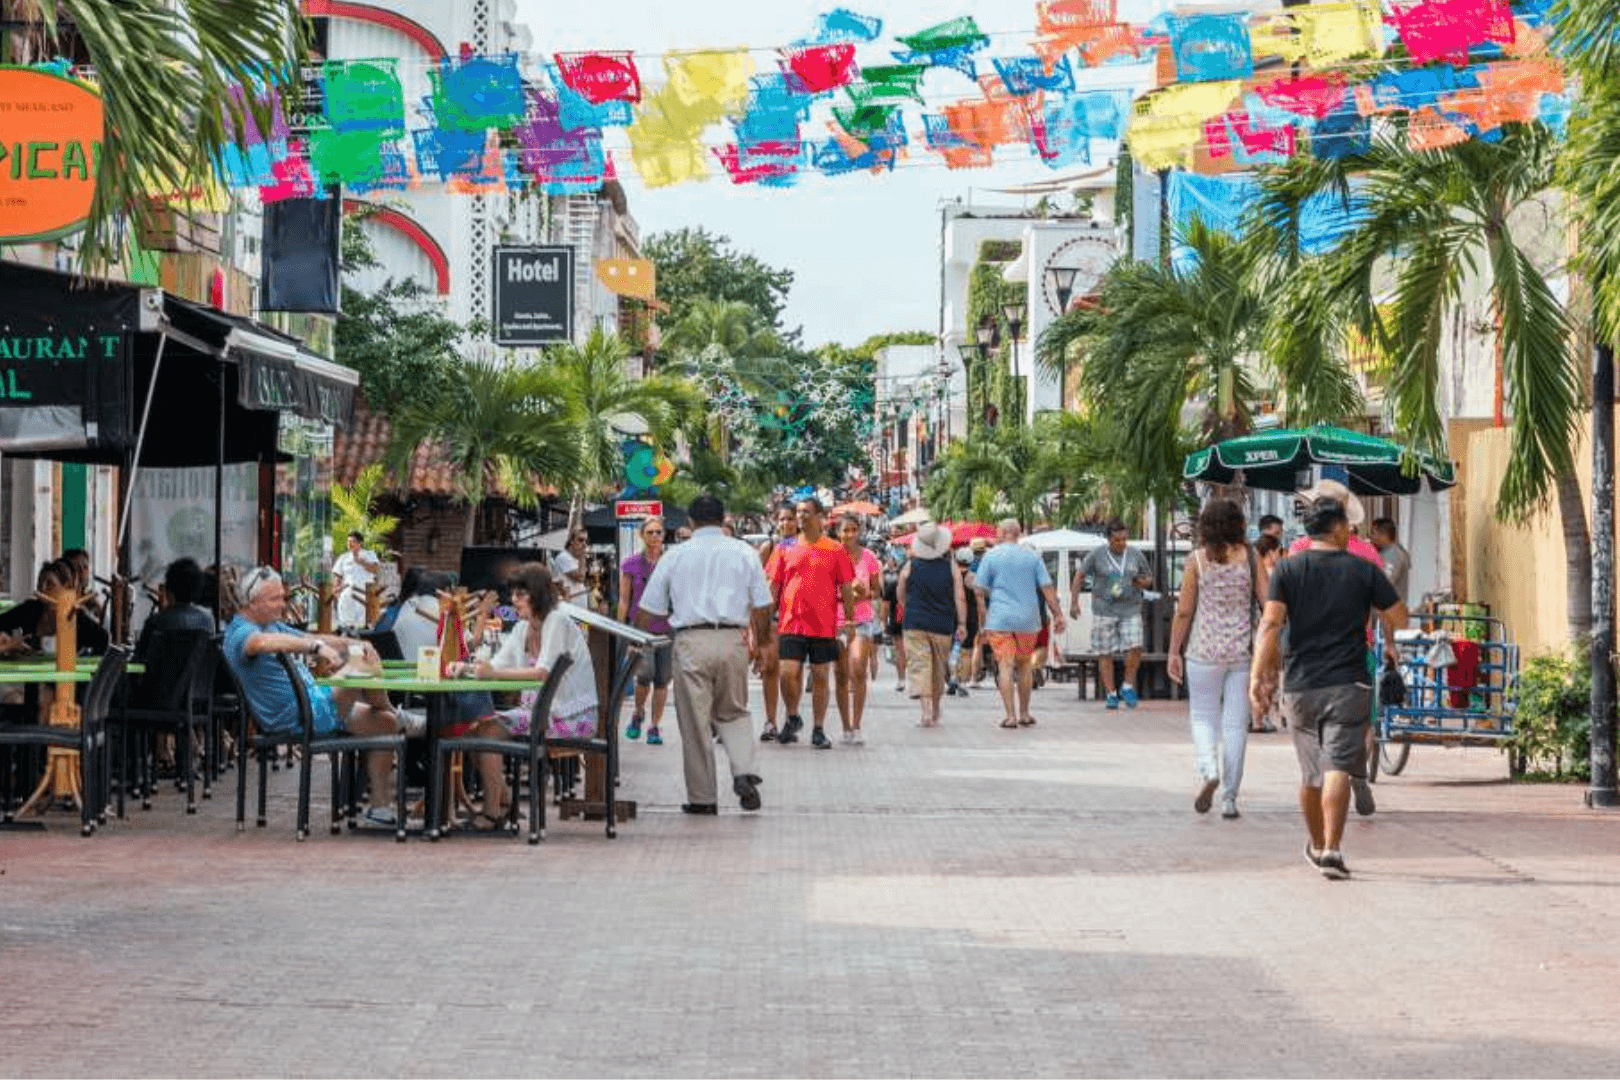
[316,0,638,343]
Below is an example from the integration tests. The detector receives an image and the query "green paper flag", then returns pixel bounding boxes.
[323,58,405,132]
[845,64,928,106]
[897,16,988,54]
[833,103,900,139]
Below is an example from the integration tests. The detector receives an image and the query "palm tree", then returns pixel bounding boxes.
[661,297,780,359]
[541,327,699,527]
[384,357,582,545]
[1548,0,1620,797]
[6,0,306,267]
[1037,220,1359,506]
[1248,123,1589,635]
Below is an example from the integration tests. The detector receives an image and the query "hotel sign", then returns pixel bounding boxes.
[492,246,573,346]
[0,67,104,243]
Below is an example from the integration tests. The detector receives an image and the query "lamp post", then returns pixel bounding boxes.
[1002,299,1026,422]
[1044,266,1080,407]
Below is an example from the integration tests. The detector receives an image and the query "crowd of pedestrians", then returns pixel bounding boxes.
[260,482,1420,879]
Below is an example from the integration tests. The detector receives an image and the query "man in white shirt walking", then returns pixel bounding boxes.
[637,494,774,815]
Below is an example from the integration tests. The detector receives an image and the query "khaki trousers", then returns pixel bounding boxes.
[671,627,758,805]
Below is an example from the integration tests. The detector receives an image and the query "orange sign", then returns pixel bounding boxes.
[0,67,104,243]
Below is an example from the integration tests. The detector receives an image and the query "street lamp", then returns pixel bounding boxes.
[1001,300,1026,374]
[1044,267,1081,408]
[1001,300,1027,422]
[1045,266,1080,314]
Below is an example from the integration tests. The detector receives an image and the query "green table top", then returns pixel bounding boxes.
[0,667,99,684]
[0,660,144,682]
[315,673,537,693]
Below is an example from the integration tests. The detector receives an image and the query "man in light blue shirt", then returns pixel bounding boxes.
[974,519,1066,728]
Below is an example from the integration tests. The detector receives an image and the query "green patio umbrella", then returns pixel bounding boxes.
[1182,425,1457,495]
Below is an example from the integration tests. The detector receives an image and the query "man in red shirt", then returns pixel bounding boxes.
[768,497,856,749]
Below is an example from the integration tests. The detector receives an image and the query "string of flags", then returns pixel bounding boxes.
[196,0,1567,202]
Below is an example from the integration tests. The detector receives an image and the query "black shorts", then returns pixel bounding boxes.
[778,634,840,665]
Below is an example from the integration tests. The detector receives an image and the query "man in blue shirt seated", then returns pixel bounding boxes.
[223,566,402,827]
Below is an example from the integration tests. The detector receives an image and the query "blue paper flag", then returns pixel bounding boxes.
[1167,12,1253,83]
[993,55,1076,96]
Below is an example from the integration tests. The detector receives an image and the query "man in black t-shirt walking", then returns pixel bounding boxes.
[1251,497,1407,880]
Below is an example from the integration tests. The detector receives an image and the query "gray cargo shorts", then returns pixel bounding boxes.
[1285,682,1372,787]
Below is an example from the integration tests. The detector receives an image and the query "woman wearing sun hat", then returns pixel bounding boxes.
[897,521,966,728]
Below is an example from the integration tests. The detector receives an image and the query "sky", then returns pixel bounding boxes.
[515,0,1206,347]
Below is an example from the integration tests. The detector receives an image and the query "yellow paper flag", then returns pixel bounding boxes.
[628,49,754,188]
[1128,81,1240,169]
[1293,1,1385,65]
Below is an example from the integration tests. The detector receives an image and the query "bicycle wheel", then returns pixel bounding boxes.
[1379,740,1411,776]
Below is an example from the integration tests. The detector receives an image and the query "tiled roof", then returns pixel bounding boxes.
[331,406,461,496]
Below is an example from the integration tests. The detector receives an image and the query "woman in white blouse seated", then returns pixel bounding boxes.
[447,562,598,828]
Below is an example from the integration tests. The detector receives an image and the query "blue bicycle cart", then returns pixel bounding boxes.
[1372,612,1520,780]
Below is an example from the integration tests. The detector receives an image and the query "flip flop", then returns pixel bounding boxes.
[999,718,1020,729]
[1018,716,1037,727]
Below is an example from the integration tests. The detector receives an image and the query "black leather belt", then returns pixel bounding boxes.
[676,622,745,631]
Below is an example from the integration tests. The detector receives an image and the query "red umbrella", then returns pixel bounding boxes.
[947,521,996,547]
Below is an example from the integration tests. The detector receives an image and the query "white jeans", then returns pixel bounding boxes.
[1186,658,1251,799]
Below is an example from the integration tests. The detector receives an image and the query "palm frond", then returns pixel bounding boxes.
[1492,234,1582,518]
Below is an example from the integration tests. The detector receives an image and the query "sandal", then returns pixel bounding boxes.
[999,718,1020,729]
[1018,716,1037,727]
[453,811,507,832]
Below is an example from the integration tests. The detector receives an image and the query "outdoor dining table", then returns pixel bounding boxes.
[313,669,537,835]
[0,658,144,823]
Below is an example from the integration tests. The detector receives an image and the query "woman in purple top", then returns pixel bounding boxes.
[617,517,672,744]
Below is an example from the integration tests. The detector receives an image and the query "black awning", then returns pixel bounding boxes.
[0,260,137,454]
[166,295,357,428]
[0,261,359,464]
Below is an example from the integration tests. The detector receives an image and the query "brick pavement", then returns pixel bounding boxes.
[2,671,1619,1078]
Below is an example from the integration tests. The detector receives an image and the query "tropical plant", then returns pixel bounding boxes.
[384,356,581,545]
[541,327,699,525]
[6,0,306,267]
[643,226,795,333]
[924,428,1039,525]
[335,216,468,411]
[1036,220,1343,506]
[1509,644,1593,781]
[661,297,781,360]
[660,446,773,517]
[1247,123,1590,636]
[329,463,400,553]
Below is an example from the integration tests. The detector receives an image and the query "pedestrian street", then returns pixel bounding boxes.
[3,673,1618,1078]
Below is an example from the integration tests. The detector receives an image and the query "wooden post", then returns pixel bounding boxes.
[317,578,334,634]
[17,582,86,816]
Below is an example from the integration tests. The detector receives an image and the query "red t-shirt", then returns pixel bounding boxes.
[770,536,854,639]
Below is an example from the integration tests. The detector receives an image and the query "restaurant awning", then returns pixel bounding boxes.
[0,260,357,466]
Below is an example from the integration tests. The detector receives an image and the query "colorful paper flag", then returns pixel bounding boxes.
[322,58,405,132]
[1387,0,1515,65]
[1167,13,1253,83]
[993,55,1077,96]
[782,43,858,93]
[554,51,642,105]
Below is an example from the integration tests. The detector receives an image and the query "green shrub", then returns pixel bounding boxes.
[1508,642,1592,781]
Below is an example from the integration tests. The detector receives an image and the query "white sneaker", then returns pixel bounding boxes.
[840,729,855,745]
[851,730,865,746]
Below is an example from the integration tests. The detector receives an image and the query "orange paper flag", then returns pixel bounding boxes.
[596,258,656,301]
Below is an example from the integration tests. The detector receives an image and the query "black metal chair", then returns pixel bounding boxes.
[227,656,295,832]
[427,654,571,843]
[277,654,408,842]
[537,643,642,842]
[0,647,131,835]
[107,628,215,816]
